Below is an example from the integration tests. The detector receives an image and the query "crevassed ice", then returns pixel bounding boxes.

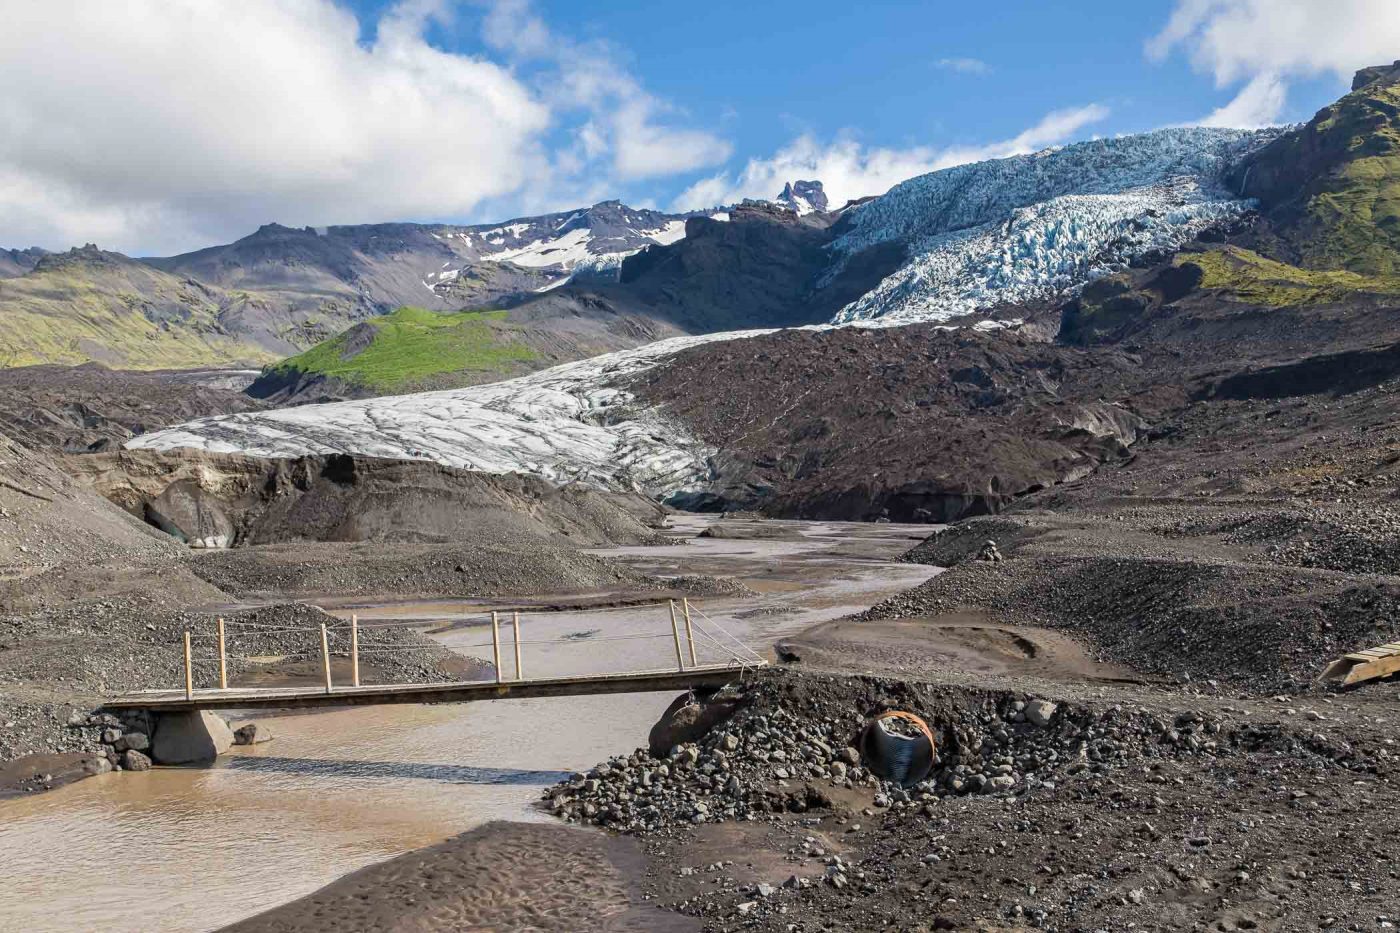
[133,127,1287,495]
[833,182,1254,324]
[127,330,780,497]
[826,126,1286,324]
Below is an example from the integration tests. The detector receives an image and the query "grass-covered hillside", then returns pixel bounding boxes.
[250,306,543,397]
[1182,246,1400,306]
[1239,64,1400,275]
[1060,244,1400,347]
[0,247,279,370]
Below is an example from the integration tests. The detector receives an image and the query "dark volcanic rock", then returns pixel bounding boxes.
[0,363,264,453]
[628,326,1143,521]
[774,180,829,213]
[0,246,48,278]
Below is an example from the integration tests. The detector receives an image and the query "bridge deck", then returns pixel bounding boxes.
[104,662,761,712]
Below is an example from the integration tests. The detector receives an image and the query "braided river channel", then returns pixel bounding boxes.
[0,517,936,932]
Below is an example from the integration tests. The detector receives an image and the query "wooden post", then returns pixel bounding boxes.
[682,599,698,667]
[492,611,503,684]
[512,610,523,681]
[217,617,228,689]
[183,631,194,700]
[350,614,361,688]
[668,600,685,671]
[320,622,332,694]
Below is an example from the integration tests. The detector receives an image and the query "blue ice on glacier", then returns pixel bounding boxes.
[827,126,1286,325]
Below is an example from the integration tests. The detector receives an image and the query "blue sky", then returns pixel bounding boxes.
[0,1,1389,254]
[363,0,1352,214]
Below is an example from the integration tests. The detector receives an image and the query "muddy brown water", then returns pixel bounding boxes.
[0,517,937,933]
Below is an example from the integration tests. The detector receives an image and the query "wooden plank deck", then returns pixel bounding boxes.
[104,662,763,712]
[1320,643,1400,686]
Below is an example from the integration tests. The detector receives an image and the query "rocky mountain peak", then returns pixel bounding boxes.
[33,243,134,272]
[774,180,828,214]
[0,246,49,278]
[1352,60,1400,91]
[244,222,318,241]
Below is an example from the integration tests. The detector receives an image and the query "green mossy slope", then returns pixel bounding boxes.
[1181,247,1400,306]
[1239,70,1400,275]
[0,250,277,369]
[260,306,540,393]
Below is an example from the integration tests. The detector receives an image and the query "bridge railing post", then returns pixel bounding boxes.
[668,600,685,671]
[350,614,360,688]
[682,599,698,668]
[492,611,503,684]
[320,622,332,694]
[217,617,228,690]
[183,631,194,700]
[512,610,523,681]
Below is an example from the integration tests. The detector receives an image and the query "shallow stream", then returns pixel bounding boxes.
[0,517,936,932]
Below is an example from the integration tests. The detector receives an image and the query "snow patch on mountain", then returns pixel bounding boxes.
[774,180,829,215]
[828,127,1285,324]
[424,205,703,294]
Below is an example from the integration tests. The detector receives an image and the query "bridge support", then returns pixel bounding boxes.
[151,710,234,764]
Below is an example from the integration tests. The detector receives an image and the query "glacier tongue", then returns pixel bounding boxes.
[828,126,1285,324]
[130,126,1295,496]
[126,329,778,497]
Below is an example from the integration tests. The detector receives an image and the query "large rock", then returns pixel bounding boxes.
[648,690,742,758]
[151,711,234,764]
[1025,700,1059,728]
[232,722,274,746]
[114,731,148,753]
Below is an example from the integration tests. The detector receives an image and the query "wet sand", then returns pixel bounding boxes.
[0,751,108,799]
[226,821,698,933]
[777,611,1144,685]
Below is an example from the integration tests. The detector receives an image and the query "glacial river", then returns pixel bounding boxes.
[0,518,936,932]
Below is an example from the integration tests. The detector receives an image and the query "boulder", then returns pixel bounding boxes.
[232,722,274,746]
[648,690,742,758]
[122,750,153,772]
[1025,700,1058,728]
[151,711,234,764]
[114,731,149,753]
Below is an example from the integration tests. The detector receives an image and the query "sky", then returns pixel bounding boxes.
[0,0,1396,256]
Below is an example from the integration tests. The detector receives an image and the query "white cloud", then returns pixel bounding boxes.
[481,0,730,182]
[936,57,991,75]
[672,104,1110,211]
[1148,0,1400,126]
[1197,73,1288,128]
[0,0,729,255]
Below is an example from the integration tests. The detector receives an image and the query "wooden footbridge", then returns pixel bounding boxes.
[105,598,767,713]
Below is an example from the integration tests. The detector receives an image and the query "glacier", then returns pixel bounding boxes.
[827,126,1285,324]
[130,127,1288,498]
[127,329,779,497]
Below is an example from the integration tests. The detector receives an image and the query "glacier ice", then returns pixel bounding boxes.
[127,329,779,497]
[826,126,1285,324]
[130,126,1289,498]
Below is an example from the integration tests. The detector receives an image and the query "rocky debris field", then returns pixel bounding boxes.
[880,522,1400,693]
[187,541,663,600]
[627,325,1143,521]
[545,670,1399,931]
[0,362,263,453]
[873,359,1400,695]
